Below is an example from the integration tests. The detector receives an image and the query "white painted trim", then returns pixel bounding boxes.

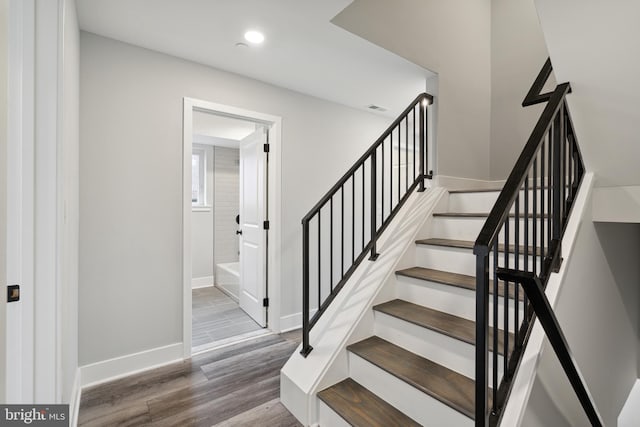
[433,174,506,192]
[6,0,32,403]
[499,173,595,426]
[618,379,640,427]
[183,98,283,358]
[69,368,81,427]
[279,310,318,333]
[191,276,214,289]
[34,0,62,402]
[80,343,183,388]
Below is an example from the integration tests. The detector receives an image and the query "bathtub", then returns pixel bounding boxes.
[216,262,239,302]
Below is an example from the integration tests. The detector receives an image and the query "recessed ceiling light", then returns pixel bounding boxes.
[244,30,265,44]
[235,42,248,48]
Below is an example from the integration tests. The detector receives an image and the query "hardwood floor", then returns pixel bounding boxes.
[79,331,302,427]
[192,286,265,353]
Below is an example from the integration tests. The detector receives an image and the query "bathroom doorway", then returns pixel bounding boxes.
[183,98,282,355]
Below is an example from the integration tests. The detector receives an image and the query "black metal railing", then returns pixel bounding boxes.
[474,60,602,426]
[301,93,433,356]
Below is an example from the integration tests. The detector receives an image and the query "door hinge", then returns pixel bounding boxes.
[263,298,269,307]
[263,143,270,153]
[263,220,270,230]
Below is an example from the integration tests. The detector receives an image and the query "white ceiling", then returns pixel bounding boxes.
[76,0,435,117]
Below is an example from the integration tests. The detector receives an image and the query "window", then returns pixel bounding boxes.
[192,148,206,206]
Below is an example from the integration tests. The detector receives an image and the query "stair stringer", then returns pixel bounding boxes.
[280,186,448,426]
[499,172,594,426]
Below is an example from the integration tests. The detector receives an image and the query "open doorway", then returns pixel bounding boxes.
[183,98,282,356]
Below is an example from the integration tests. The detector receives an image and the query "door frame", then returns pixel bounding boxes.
[182,97,282,358]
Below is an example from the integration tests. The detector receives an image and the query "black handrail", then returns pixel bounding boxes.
[301,93,433,356]
[474,59,599,426]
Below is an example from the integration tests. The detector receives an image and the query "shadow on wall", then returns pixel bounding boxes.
[594,222,640,342]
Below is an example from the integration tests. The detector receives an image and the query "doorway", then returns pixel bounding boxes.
[183,98,282,356]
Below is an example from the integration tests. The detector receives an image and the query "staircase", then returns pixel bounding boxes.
[316,188,522,426]
[290,59,602,427]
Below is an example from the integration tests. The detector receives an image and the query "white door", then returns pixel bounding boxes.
[239,128,267,327]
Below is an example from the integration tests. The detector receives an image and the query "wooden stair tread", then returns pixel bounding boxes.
[347,336,481,420]
[318,378,421,427]
[396,267,524,300]
[433,212,548,218]
[373,299,513,355]
[416,238,542,256]
[448,188,503,194]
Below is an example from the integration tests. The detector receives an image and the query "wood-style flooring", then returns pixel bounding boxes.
[78,331,302,427]
[192,286,265,353]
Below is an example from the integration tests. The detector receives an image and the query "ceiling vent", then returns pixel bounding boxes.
[367,104,387,112]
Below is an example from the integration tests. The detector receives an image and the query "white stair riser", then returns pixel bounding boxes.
[318,400,352,427]
[395,276,525,333]
[374,312,505,381]
[415,245,538,277]
[431,216,547,244]
[447,190,553,213]
[349,352,473,427]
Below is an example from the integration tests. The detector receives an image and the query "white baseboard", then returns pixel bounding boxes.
[434,175,505,192]
[192,276,214,289]
[280,310,317,333]
[69,368,82,427]
[80,343,183,388]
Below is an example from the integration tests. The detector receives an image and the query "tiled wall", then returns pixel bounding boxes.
[214,147,240,264]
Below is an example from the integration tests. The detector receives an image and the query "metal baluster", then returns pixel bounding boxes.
[504,218,510,367]
[405,117,409,192]
[475,252,490,425]
[390,131,393,214]
[381,140,385,220]
[533,159,538,276]
[548,130,552,260]
[362,163,365,251]
[553,109,562,244]
[398,126,401,204]
[352,176,355,263]
[568,114,574,201]
[558,102,567,222]
[524,175,529,323]
[492,239,499,413]
[301,220,311,356]
[317,211,321,311]
[539,139,548,274]
[330,198,333,293]
[413,108,416,182]
[341,186,344,277]
[515,195,520,342]
[370,150,378,260]
[419,100,425,192]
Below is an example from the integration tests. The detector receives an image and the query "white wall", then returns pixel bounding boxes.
[521,376,571,427]
[213,146,239,265]
[490,0,551,180]
[0,0,8,404]
[191,144,214,284]
[79,32,391,365]
[522,217,640,425]
[534,0,640,187]
[332,0,492,180]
